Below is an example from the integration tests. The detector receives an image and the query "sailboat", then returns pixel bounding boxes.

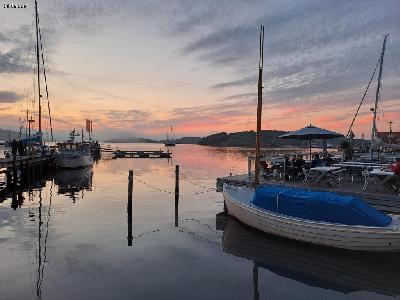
[3,0,54,157]
[222,26,400,252]
[346,34,400,159]
[164,126,176,146]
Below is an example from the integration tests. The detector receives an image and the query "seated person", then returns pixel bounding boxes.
[389,158,400,192]
[290,155,297,167]
[260,161,271,178]
[322,153,334,167]
[292,155,306,177]
[311,154,323,168]
[390,157,400,176]
[260,160,269,172]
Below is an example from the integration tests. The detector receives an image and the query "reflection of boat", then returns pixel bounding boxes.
[221,216,400,297]
[55,166,93,201]
[56,130,93,169]
[223,185,400,251]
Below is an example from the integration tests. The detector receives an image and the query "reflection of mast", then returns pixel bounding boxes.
[128,170,133,246]
[253,263,259,300]
[36,182,53,298]
[36,188,43,297]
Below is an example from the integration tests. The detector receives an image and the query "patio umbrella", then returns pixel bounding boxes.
[278,124,344,163]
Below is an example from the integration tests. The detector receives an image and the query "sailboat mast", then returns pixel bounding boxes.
[35,0,42,135]
[370,34,389,157]
[254,25,264,186]
[26,91,29,138]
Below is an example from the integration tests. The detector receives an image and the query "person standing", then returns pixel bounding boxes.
[11,139,18,158]
[18,140,25,157]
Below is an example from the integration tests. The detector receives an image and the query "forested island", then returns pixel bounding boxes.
[197,130,350,148]
[198,130,307,147]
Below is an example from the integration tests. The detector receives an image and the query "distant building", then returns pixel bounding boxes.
[377,131,400,144]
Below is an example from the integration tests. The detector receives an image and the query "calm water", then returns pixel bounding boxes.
[0,144,398,300]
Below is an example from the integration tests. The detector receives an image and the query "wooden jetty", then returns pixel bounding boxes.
[0,154,55,190]
[114,150,171,159]
[216,173,400,214]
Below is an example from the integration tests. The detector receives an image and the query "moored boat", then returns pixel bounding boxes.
[55,142,93,169]
[164,126,176,147]
[55,130,93,169]
[223,184,400,251]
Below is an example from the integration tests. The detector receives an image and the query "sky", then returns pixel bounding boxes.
[0,0,400,140]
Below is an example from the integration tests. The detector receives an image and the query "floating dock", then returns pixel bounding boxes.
[114,150,171,159]
[217,173,400,214]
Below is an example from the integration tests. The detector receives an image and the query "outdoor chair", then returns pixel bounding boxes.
[325,169,343,187]
[301,168,317,184]
[361,169,370,191]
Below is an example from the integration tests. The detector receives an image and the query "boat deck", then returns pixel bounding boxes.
[217,174,400,214]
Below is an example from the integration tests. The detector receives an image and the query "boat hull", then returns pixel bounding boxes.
[223,185,400,252]
[56,153,93,169]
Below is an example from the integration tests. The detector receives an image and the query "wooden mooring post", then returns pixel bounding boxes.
[127,170,133,246]
[175,165,179,227]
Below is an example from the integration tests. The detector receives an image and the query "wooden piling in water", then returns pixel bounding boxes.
[128,170,133,246]
[175,165,179,227]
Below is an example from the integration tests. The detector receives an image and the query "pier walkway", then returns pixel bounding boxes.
[114,150,171,159]
[0,154,55,172]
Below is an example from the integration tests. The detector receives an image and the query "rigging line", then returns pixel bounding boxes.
[346,57,381,138]
[37,19,53,142]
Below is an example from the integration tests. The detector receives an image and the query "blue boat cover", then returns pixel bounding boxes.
[252,186,391,227]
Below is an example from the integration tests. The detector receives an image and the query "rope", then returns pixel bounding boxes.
[177,228,222,246]
[180,172,215,190]
[346,57,381,138]
[133,176,174,194]
[132,174,217,195]
[179,218,221,235]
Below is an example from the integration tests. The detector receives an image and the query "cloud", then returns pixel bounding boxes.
[0,91,22,103]
[211,76,256,89]
[182,0,400,108]
[96,109,152,124]
[0,45,31,74]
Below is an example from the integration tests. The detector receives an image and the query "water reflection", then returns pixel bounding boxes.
[1,144,399,299]
[32,183,53,298]
[55,167,93,202]
[219,214,400,297]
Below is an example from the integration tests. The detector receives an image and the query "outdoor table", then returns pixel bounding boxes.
[369,169,394,185]
[333,163,385,182]
[309,166,341,183]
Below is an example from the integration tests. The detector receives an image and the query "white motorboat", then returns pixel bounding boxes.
[56,142,93,169]
[223,184,400,252]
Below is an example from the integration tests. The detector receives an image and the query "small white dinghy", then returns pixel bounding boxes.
[223,184,400,252]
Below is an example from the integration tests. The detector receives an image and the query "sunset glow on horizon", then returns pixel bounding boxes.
[1,0,399,140]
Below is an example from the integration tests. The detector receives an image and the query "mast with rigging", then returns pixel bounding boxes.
[254,25,264,186]
[370,34,389,158]
[35,0,42,136]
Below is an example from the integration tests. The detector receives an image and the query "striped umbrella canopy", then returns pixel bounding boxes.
[278,124,344,163]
